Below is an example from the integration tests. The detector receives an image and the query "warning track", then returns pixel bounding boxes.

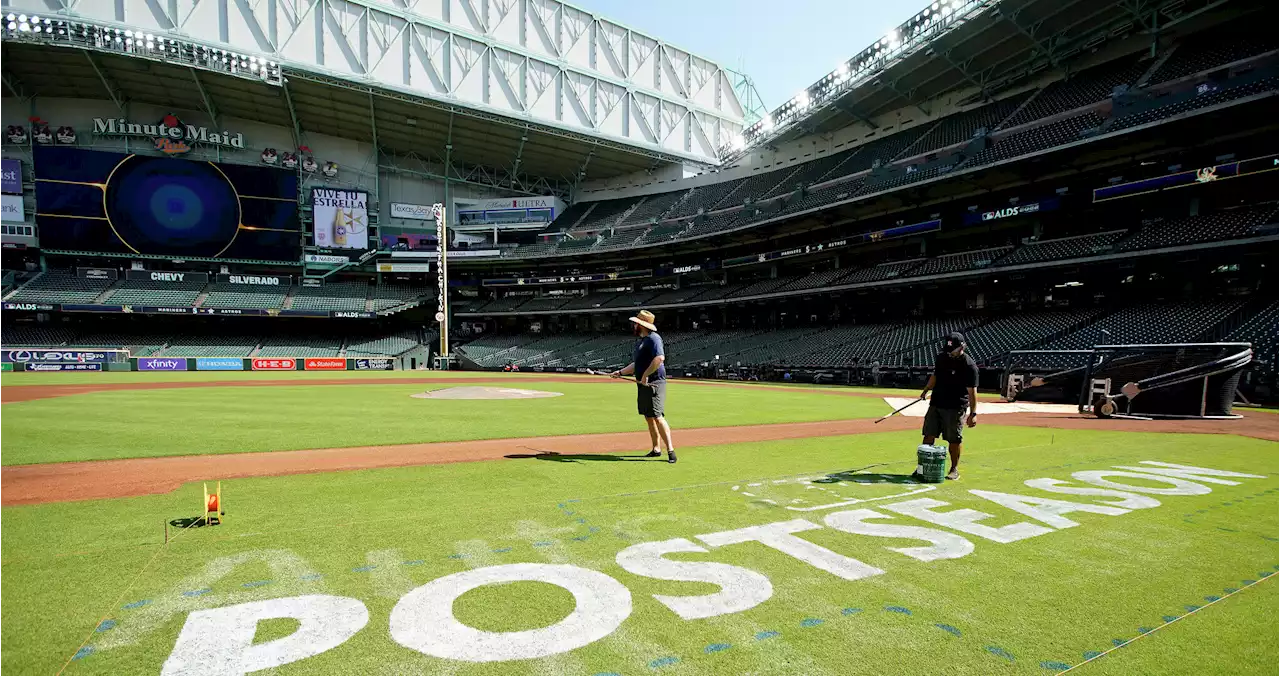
[2,411,1273,506]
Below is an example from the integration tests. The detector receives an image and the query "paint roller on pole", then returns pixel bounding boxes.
[875,396,926,424]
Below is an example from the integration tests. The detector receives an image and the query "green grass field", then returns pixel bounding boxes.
[1,377,887,465]
[1,373,1276,675]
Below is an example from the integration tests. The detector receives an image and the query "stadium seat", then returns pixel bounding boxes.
[1146,25,1277,85]
[961,112,1104,169]
[1117,206,1278,251]
[9,269,115,304]
[1000,58,1147,129]
[997,231,1127,266]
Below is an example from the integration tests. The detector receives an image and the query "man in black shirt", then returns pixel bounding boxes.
[917,332,979,480]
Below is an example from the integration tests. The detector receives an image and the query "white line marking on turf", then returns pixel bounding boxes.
[1055,572,1276,674]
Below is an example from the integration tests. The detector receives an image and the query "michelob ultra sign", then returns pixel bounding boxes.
[311,188,368,249]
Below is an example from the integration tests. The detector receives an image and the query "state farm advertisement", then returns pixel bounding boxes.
[304,358,347,371]
[252,358,297,371]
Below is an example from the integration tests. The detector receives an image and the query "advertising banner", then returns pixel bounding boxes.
[125,270,209,284]
[377,263,432,273]
[1,159,21,194]
[137,357,188,371]
[215,273,289,286]
[304,254,350,264]
[389,202,433,221]
[329,311,375,319]
[311,188,369,249]
[78,267,119,281]
[353,358,395,370]
[1,194,24,222]
[196,357,245,371]
[3,349,113,364]
[304,357,347,371]
[26,363,103,372]
[3,301,58,311]
[252,358,297,371]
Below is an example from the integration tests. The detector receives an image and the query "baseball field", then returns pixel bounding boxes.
[1,370,1276,675]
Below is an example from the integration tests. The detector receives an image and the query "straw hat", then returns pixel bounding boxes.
[629,310,657,332]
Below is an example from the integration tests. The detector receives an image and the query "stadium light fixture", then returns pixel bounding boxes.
[794,91,810,109]
[761,115,774,131]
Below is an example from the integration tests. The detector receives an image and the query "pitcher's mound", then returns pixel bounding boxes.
[412,386,563,400]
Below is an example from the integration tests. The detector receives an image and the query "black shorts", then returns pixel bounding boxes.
[922,406,964,444]
[637,380,666,418]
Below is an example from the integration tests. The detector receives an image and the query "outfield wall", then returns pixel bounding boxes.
[3,355,398,372]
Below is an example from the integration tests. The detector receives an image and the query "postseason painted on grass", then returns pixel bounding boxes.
[154,460,1265,672]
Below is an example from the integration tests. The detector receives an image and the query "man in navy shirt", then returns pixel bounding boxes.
[610,310,675,463]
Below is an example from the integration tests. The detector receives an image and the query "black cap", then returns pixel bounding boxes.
[943,332,965,352]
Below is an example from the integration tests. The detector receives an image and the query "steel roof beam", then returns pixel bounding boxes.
[833,100,879,129]
[994,8,1060,68]
[189,68,220,127]
[878,79,930,116]
[83,50,125,112]
[285,69,700,168]
[280,77,303,150]
[2,71,29,101]
[931,48,992,100]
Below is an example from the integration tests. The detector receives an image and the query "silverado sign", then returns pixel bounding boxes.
[93,116,245,155]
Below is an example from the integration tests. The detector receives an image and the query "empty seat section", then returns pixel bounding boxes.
[290,281,369,312]
[665,178,746,219]
[573,197,642,231]
[618,191,689,226]
[1001,57,1147,128]
[1147,25,1277,84]
[962,112,1104,169]
[911,247,1013,277]
[909,92,1035,155]
[842,259,926,284]
[10,269,114,304]
[997,231,1126,266]
[1117,206,1277,251]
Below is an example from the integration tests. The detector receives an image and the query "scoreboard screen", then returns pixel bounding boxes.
[34,147,300,260]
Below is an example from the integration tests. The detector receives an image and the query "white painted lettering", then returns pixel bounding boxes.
[882,498,1053,544]
[1071,470,1211,496]
[615,538,772,620]
[969,490,1129,529]
[161,595,367,676]
[823,509,974,562]
[695,519,884,581]
[1023,478,1162,510]
[389,563,630,662]
[1112,462,1266,486]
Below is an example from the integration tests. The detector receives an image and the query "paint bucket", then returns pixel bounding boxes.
[916,445,947,484]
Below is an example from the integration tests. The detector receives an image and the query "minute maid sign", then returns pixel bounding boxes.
[93,116,245,155]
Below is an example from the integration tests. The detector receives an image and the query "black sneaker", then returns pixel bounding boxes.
[667,450,678,464]
[643,450,662,458]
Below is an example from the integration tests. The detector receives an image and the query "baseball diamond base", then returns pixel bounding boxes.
[411,387,564,400]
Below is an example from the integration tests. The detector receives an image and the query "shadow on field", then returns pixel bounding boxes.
[169,517,209,529]
[814,471,919,485]
[505,451,653,463]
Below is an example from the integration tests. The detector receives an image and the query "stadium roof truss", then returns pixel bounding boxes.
[728,0,1234,158]
[1,0,748,196]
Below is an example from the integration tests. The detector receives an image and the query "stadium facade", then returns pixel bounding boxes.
[1,0,1277,403]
